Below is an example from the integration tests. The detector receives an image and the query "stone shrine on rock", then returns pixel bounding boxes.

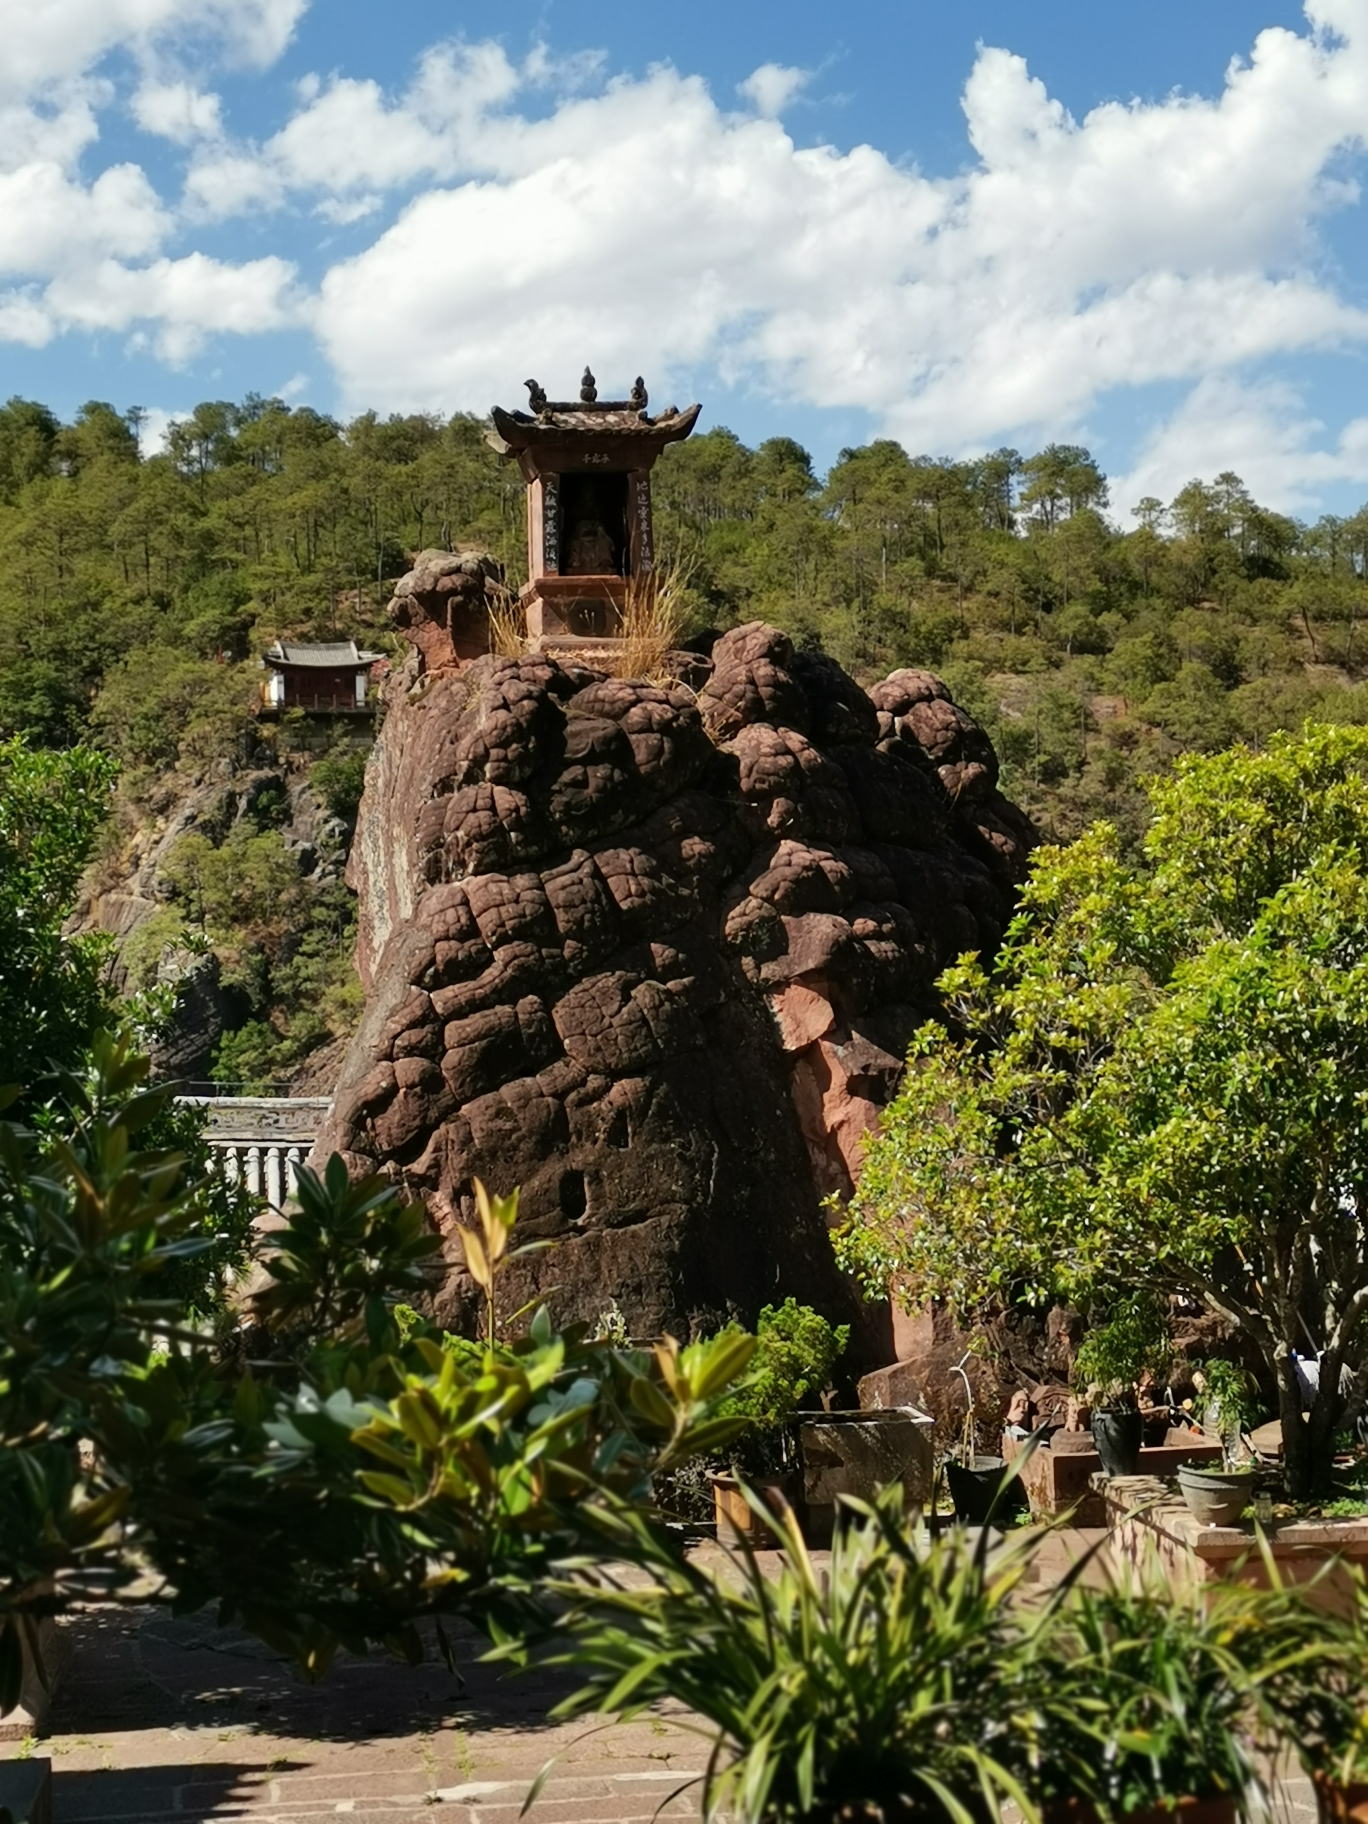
[487,369,700,651]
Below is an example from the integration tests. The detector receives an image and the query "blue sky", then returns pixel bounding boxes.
[3,0,1368,517]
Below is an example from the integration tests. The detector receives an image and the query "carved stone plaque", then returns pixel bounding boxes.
[542,475,560,573]
[633,473,654,574]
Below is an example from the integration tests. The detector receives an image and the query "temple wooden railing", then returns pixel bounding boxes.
[177,1096,332,1209]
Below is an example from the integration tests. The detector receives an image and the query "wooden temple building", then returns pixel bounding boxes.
[260,639,384,713]
[488,368,700,649]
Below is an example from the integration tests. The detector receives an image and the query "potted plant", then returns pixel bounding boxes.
[1175,1462,1258,1526]
[1075,1298,1171,1479]
[1248,1560,1368,1823]
[1191,1360,1258,1456]
[1174,1360,1260,1523]
[940,1350,1019,1526]
[702,1299,849,1546]
[1031,1563,1268,1824]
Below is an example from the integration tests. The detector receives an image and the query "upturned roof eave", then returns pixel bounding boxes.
[487,401,701,453]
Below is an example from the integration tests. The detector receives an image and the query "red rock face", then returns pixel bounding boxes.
[314,613,1034,1356]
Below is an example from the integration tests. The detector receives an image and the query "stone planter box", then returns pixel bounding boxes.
[0,1756,52,1822]
[1002,1429,1223,1526]
[800,1409,934,1545]
[1098,1475,1368,1614]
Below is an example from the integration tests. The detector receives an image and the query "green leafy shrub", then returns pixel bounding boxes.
[310,745,370,827]
[718,1298,849,1428]
[1073,1295,1171,1407]
[89,648,256,776]
[1193,1358,1260,1440]
[1037,1568,1265,1818]
[654,1300,848,1515]
[0,1037,757,1702]
[0,737,118,1089]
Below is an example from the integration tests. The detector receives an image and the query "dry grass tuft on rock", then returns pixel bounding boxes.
[610,551,694,683]
[486,582,527,659]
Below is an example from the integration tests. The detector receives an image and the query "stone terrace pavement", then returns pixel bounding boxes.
[0,1530,1320,1823]
[8,1601,703,1824]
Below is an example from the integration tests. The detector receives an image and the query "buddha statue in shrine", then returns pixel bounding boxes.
[564,514,616,576]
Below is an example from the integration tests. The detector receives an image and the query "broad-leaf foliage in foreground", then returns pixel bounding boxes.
[0,1034,753,1710]
[842,724,1368,1496]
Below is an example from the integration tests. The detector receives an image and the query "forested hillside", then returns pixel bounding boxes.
[653,432,1368,842]
[3,389,1367,1085]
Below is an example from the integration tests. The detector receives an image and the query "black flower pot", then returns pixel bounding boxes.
[1091,1407,1144,1477]
[945,1454,1021,1526]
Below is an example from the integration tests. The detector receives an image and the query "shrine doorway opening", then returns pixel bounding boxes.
[560,470,630,577]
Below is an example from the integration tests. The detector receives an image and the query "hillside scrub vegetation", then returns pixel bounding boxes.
[0,737,119,1089]
[0,394,1365,851]
[5,390,1368,1086]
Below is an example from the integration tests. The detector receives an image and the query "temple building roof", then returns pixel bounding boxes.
[487,368,701,458]
[264,640,383,669]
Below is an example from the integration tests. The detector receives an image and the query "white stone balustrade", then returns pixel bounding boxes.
[176,1097,332,1210]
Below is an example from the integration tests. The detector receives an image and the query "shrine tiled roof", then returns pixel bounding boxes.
[487,368,700,454]
[264,640,383,668]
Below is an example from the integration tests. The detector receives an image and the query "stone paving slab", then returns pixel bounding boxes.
[5,1601,705,1822]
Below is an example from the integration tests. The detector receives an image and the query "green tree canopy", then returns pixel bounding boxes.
[840,724,1368,1494]
[0,737,117,1086]
[4,390,1368,851]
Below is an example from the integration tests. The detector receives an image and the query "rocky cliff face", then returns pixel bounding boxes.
[79,763,351,1087]
[314,595,1033,1356]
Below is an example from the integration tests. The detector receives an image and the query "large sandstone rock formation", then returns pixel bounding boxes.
[313,591,1033,1356]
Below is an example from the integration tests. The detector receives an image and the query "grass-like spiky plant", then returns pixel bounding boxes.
[611,550,696,684]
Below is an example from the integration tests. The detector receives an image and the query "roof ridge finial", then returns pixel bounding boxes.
[630,375,648,412]
[580,366,597,404]
[525,377,548,414]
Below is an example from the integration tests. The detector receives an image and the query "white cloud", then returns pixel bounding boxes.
[303,13,1368,469]
[0,162,168,273]
[132,78,223,143]
[184,41,529,215]
[737,63,810,118]
[0,90,106,171]
[1112,374,1368,515]
[0,249,299,363]
[314,193,381,224]
[0,290,55,348]
[0,0,307,362]
[0,0,308,99]
[183,150,284,217]
[44,251,300,361]
[136,405,185,454]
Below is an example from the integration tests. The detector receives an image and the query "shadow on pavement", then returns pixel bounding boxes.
[53,1760,300,1821]
[44,1604,580,1742]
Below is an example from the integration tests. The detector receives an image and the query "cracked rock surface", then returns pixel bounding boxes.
[313,615,1034,1355]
